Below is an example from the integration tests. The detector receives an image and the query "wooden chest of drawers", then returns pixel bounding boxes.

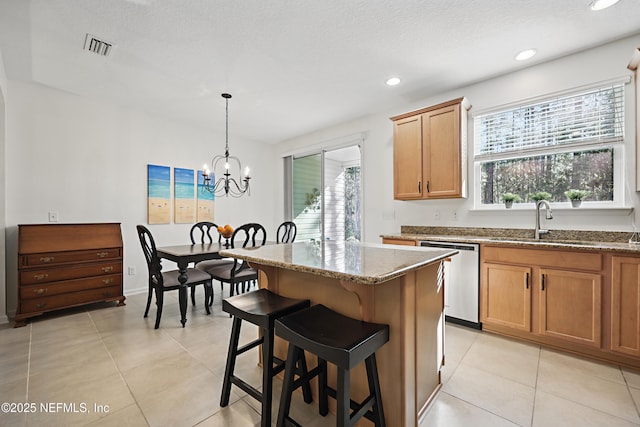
[16,223,125,326]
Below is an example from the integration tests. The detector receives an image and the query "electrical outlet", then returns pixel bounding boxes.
[128,266,136,276]
[48,211,59,222]
[452,211,458,221]
[434,210,440,220]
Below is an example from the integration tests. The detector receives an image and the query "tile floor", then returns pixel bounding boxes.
[1,287,640,426]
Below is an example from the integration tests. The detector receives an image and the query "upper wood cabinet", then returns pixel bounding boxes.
[391,98,469,200]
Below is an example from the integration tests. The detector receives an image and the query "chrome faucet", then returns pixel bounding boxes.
[535,200,553,240]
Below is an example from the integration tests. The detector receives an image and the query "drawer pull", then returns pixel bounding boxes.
[33,273,49,281]
[39,256,55,263]
[35,303,47,309]
[96,252,110,258]
[33,288,48,295]
[102,278,114,285]
[101,266,114,273]
[102,291,112,297]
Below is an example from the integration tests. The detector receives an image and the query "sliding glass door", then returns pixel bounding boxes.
[288,145,361,242]
[292,153,322,242]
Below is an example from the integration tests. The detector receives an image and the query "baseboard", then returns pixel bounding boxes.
[124,287,147,296]
[445,315,482,330]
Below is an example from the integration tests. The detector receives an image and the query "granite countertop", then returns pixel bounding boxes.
[381,226,640,254]
[219,241,455,285]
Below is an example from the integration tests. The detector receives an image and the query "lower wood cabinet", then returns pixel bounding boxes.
[611,256,640,357]
[381,238,417,246]
[538,268,601,348]
[481,263,531,331]
[481,245,603,349]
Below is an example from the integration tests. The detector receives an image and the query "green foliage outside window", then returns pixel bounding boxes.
[480,149,613,205]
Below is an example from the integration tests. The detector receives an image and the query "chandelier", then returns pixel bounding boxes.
[202,93,251,197]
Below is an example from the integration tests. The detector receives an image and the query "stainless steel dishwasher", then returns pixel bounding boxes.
[419,241,481,329]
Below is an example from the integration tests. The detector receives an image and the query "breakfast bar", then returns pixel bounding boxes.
[220,241,456,426]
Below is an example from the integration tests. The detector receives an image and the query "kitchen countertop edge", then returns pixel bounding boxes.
[381,233,640,254]
[220,242,456,285]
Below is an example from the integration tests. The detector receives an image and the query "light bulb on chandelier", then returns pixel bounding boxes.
[201,93,251,197]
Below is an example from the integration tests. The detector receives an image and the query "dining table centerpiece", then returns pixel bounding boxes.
[217,224,234,247]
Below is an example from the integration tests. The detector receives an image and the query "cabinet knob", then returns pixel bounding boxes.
[33,288,48,295]
[101,266,114,273]
[33,273,48,281]
[39,256,55,263]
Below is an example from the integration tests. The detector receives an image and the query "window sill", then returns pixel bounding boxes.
[470,205,634,216]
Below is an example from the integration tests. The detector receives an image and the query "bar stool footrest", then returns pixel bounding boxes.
[272,356,286,376]
[231,376,262,402]
[324,385,378,424]
[236,336,263,356]
[289,365,322,392]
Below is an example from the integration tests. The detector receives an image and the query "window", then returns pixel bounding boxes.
[474,80,626,207]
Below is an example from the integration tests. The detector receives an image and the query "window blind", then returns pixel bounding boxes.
[475,83,625,159]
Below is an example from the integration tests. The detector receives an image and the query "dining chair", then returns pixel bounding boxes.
[276,221,297,243]
[208,223,266,297]
[137,225,214,329]
[190,221,234,306]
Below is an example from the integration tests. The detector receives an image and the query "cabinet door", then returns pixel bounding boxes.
[538,268,601,348]
[393,115,423,199]
[611,257,640,357]
[422,104,461,198]
[481,263,531,331]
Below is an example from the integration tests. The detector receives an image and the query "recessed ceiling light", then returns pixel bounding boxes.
[590,0,620,11]
[386,77,401,86]
[515,49,537,61]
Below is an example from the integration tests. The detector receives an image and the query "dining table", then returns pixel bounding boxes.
[156,242,230,326]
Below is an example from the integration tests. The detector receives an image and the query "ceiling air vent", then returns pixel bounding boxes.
[83,34,112,57]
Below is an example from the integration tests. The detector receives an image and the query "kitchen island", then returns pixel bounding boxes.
[220,241,456,426]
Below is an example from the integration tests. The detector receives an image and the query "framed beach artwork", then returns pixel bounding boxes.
[147,164,171,224]
[197,169,215,222]
[174,167,195,224]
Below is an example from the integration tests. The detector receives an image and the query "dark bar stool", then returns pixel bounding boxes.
[220,288,313,427]
[275,304,389,427]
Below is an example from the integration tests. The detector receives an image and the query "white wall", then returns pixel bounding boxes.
[4,81,277,317]
[0,49,7,323]
[276,35,640,243]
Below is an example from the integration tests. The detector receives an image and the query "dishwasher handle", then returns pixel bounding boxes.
[419,241,478,251]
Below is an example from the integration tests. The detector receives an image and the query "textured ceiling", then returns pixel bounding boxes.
[0,0,639,144]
